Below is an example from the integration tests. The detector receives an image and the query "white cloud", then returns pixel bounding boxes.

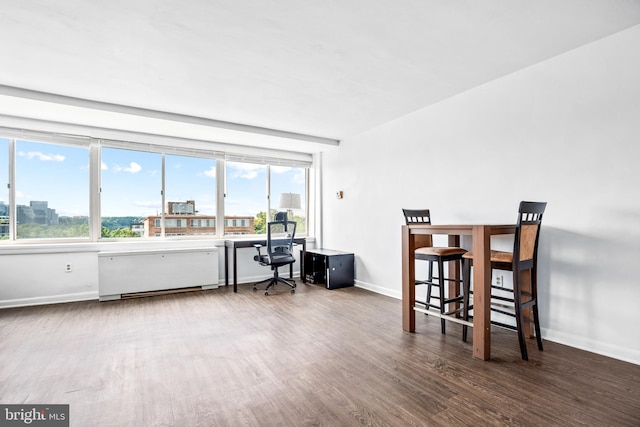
[271,166,292,174]
[202,166,216,178]
[18,151,65,162]
[114,161,142,174]
[101,162,108,170]
[229,163,263,180]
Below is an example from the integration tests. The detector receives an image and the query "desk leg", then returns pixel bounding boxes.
[233,247,238,293]
[402,226,416,332]
[472,226,491,360]
[225,246,229,287]
[301,241,306,283]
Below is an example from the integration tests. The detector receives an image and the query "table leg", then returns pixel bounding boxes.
[472,226,492,360]
[402,226,416,332]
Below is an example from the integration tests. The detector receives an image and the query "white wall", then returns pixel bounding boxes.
[0,238,310,308]
[0,240,220,308]
[321,25,640,364]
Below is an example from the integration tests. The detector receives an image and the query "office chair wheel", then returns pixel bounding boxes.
[291,289,295,293]
[264,291,269,295]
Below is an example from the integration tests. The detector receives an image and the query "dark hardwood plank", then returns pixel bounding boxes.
[1,283,639,426]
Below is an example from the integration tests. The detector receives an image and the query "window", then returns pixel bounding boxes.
[271,166,307,235]
[15,140,89,239]
[165,154,216,235]
[190,219,214,227]
[224,161,266,235]
[0,128,312,243]
[101,147,161,238]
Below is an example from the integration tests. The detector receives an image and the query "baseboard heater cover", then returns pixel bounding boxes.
[98,247,218,301]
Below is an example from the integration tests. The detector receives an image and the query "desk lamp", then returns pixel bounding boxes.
[278,192,301,229]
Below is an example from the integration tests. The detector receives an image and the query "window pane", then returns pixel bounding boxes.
[225,161,265,235]
[101,147,161,238]
[165,155,216,237]
[271,166,307,235]
[0,138,8,240]
[15,140,89,239]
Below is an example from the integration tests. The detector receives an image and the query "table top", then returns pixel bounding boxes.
[225,236,306,248]
[404,223,516,235]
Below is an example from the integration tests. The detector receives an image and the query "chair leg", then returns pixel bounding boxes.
[426,261,434,308]
[513,270,529,360]
[438,258,446,334]
[462,258,471,342]
[531,267,543,351]
[253,276,273,292]
[254,266,296,295]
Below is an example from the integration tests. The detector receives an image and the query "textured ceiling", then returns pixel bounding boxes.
[1,0,640,152]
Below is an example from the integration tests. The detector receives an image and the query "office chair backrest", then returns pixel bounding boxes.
[274,211,288,222]
[267,220,297,265]
[515,201,546,264]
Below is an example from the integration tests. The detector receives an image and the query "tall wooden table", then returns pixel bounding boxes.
[402,224,516,360]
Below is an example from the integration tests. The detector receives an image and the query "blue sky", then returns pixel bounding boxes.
[1,139,305,218]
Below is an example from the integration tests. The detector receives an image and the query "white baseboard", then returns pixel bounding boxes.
[354,280,401,299]
[0,291,98,309]
[542,328,640,366]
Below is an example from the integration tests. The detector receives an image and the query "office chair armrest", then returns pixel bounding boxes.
[253,243,263,254]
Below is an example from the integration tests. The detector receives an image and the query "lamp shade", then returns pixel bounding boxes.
[279,192,301,210]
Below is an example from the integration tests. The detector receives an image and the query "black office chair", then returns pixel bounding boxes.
[462,201,547,360]
[274,211,288,222]
[253,220,297,295]
[402,209,467,335]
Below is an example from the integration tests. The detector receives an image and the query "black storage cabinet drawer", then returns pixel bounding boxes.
[302,249,354,290]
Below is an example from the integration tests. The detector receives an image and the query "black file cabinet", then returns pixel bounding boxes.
[302,249,354,290]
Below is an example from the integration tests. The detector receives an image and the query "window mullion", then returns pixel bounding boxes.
[8,138,15,241]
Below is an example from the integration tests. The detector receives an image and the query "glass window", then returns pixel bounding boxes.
[225,161,265,235]
[101,147,161,238]
[165,155,217,236]
[0,138,9,240]
[271,166,307,235]
[15,140,89,239]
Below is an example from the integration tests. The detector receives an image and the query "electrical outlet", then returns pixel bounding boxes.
[65,263,72,273]
[495,275,501,286]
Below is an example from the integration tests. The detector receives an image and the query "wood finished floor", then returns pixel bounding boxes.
[1,282,639,427]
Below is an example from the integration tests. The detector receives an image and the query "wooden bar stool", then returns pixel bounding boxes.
[462,201,547,360]
[403,209,467,335]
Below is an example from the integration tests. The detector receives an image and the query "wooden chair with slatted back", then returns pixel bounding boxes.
[462,201,547,360]
[402,209,467,335]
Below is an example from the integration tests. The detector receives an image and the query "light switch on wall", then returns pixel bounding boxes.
[336,191,343,199]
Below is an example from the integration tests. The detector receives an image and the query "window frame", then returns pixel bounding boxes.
[0,128,312,244]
